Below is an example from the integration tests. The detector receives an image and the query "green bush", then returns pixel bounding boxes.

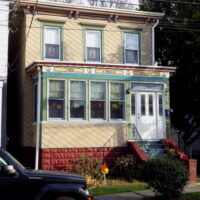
[110,155,138,181]
[71,157,103,181]
[141,156,188,198]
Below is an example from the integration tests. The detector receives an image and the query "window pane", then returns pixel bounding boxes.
[125,50,138,64]
[70,100,85,118]
[131,83,164,91]
[45,44,59,59]
[131,94,135,115]
[125,33,138,50]
[44,27,60,59]
[45,27,60,44]
[111,83,124,100]
[159,95,163,116]
[91,101,105,119]
[149,95,153,116]
[86,31,100,47]
[70,81,86,100]
[91,82,105,100]
[110,101,124,119]
[49,99,64,118]
[49,80,65,99]
[87,47,100,62]
[141,94,146,116]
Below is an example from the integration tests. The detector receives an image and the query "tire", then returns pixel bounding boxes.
[56,196,76,200]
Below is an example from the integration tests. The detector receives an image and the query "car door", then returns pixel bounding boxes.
[0,156,24,200]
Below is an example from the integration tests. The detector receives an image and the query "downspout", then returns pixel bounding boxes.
[35,72,42,170]
[152,19,159,65]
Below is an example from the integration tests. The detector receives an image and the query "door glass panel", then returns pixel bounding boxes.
[141,94,146,116]
[131,94,135,115]
[149,94,153,116]
[159,94,163,116]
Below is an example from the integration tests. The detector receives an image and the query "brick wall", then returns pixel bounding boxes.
[40,147,128,171]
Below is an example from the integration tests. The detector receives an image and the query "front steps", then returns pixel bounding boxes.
[138,140,167,158]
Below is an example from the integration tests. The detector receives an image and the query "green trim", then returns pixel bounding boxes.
[42,72,169,82]
[83,26,104,63]
[41,22,64,61]
[42,77,47,121]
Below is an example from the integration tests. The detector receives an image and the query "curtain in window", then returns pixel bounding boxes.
[70,81,86,99]
[49,80,64,98]
[91,82,105,100]
[91,82,105,119]
[48,80,65,119]
[45,27,60,44]
[86,31,100,47]
[125,33,138,50]
[111,82,124,100]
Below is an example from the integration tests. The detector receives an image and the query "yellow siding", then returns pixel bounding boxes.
[41,123,127,148]
[25,15,41,66]
[24,15,152,66]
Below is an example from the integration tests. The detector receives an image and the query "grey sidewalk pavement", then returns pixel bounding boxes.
[94,183,200,200]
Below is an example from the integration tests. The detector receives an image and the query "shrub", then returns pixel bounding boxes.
[110,154,138,181]
[140,155,188,198]
[71,157,103,182]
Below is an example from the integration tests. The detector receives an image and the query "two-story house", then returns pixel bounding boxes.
[8,0,175,170]
[0,0,9,149]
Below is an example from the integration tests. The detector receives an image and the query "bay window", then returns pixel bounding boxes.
[48,80,65,119]
[70,81,86,119]
[90,82,106,119]
[110,82,125,119]
[86,30,101,62]
[44,26,60,60]
[124,33,139,64]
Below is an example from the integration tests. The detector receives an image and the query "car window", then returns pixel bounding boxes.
[0,157,8,166]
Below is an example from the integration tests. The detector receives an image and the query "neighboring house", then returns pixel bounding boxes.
[8,0,175,170]
[0,0,9,149]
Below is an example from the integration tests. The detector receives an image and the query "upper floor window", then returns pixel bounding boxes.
[124,33,139,64]
[44,26,61,60]
[86,30,101,62]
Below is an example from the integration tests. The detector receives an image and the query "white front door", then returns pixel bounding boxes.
[131,92,165,140]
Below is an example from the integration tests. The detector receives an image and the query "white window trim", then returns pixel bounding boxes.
[47,78,66,121]
[86,30,101,63]
[109,81,126,121]
[69,80,87,121]
[44,26,61,61]
[124,33,139,65]
[89,80,107,121]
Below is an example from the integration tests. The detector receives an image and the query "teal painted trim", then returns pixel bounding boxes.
[42,72,169,82]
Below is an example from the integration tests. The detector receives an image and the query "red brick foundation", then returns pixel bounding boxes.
[186,159,197,183]
[40,147,128,171]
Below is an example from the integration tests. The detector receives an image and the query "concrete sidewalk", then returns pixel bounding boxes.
[94,183,200,200]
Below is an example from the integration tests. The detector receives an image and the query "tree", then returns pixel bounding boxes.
[140,0,200,148]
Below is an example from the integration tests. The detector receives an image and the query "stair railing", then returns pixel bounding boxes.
[129,123,149,155]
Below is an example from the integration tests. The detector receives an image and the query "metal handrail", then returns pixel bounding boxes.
[129,123,149,154]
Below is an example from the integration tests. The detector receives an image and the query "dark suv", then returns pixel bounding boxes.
[0,148,93,200]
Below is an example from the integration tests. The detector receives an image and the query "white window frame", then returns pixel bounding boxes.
[69,80,87,120]
[109,81,126,121]
[89,81,107,121]
[86,30,101,63]
[44,26,61,60]
[47,79,66,121]
[124,33,139,64]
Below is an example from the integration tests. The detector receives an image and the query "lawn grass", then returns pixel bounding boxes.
[89,182,148,196]
[184,192,200,200]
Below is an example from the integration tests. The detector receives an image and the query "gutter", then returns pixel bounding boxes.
[35,72,42,170]
[152,19,159,65]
